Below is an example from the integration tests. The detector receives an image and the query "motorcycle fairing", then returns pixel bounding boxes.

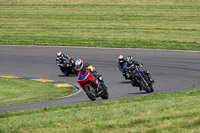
[77,69,96,89]
[78,69,90,81]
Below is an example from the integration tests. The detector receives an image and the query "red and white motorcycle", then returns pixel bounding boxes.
[77,69,109,101]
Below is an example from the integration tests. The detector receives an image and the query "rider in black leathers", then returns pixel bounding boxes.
[56,52,77,74]
[122,56,140,80]
[56,52,73,65]
[120,56,154,85]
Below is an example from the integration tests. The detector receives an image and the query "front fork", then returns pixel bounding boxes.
[88,84,97,96]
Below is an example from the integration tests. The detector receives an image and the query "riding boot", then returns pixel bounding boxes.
[149,77,154,83]
[144,70,154,83]
[93,79,100,92]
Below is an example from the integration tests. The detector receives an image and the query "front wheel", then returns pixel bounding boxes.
[150,85,154,92]
[100,83,109,100]
[140,78,151,93]
[85,86,96,101]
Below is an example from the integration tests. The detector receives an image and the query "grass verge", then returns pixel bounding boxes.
[0,0,200,50]
[0,88,200,132]
[0,77,76,106]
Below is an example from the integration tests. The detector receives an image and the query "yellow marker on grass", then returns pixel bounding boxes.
[0,75,20,78]
[32,79,56,82]
[54,83,74,87]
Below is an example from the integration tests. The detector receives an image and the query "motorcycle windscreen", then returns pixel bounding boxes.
[78,69,90,81]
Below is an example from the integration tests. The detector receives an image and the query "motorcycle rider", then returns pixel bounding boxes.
[56,52,77,74]
[118,55,126,71]
[123,56,154,87]
[56,52,69,64]
[126,56,140,68]
[75,59,103,90]
[122,56,137,80]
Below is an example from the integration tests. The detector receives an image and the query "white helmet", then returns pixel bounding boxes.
[57,52,63,59]
[75,59,83,70]
[118,55,124,63]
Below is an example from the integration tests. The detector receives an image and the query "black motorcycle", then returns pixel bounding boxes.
[127,64,154,93]
[57,58,78,76]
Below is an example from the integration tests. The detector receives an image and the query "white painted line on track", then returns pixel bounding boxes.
[54,81,82,99]
[56,83,82,99]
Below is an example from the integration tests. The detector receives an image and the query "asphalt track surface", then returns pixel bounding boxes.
[0,45,200,112]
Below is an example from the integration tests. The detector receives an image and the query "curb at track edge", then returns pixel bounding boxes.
[1,45,200,53]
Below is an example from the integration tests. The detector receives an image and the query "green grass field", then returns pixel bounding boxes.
[1,89,200,133]
[0,77,76,106]
[0,0,200,50]
[1,0,200,132]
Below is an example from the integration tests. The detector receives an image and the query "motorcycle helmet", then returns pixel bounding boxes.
[57,52,63,59]
[126,56,133,63]
[118,55,124,63]
[75,59,83,70]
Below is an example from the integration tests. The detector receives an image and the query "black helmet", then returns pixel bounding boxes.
[126,56,133,63]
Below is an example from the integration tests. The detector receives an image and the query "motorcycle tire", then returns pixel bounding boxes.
[60,67,70,76]
[131,78,137,86]
[140,79,151,93]
[147,80,154,92]
[85,86,96,101]
[150,85,154,92]
[100,83,109,100]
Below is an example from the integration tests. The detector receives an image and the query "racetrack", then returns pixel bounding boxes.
[0,45,200,112]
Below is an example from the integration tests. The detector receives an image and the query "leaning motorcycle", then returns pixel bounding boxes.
[77,69,109,101]
[130,64,154,93]
[57,58,78,76]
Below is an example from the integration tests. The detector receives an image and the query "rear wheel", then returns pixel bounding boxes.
[85,86,96,101]
[131,77,137,86]
[60,67,70,76]
[100,83,109,100]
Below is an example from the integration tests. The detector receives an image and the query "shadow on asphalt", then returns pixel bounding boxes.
[120,81,131,84]
[58,74,78,77]
[128,91,147,95]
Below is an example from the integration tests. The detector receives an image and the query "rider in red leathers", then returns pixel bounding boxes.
[75,59,103,89]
